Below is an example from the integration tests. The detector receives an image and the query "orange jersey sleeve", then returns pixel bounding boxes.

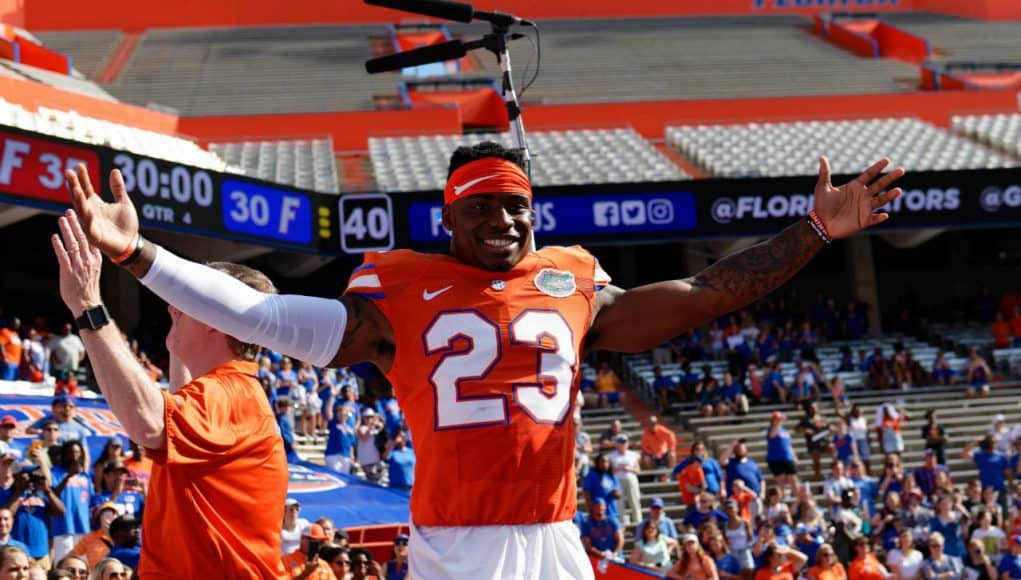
[140,361,288,579]
[345,246,609,526]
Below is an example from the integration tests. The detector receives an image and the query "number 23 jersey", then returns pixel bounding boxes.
[345,246,611,527]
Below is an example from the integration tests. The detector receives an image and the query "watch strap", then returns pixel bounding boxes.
[75,304,111,331]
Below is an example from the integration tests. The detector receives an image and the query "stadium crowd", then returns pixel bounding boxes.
[0,284,1015,578]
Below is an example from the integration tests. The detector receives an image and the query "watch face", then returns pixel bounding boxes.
[79,305,111,330]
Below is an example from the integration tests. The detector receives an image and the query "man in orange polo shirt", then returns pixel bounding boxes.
[640,416,677,471]
[52,211,288,578]
[281,524,336,579]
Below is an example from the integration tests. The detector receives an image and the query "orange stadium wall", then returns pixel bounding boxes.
[21,0,920,31]
[0,75,177,133]
[826,20,879,58]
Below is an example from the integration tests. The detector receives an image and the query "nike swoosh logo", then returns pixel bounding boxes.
[422,285,454,301]
[453,175,497,196]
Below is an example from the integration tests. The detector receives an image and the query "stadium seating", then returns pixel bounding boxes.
[883,13,1021,62]
[929,322,994,353]
[106,26,396,115]
[369,128,687,192]
[466,16,913,104]
[208,138,341,194]
[667,118,1017,178]
[32,29,123,80]
[623,334,967,402]
[953,113,1021,159]
[0,98,234,172]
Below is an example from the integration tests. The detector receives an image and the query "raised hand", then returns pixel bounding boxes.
[51,210,104,318]
[65,164,139,259]
[812,156,905,240]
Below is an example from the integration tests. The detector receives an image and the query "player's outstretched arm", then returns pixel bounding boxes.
[65,165,392,370]
[587,157,903,353]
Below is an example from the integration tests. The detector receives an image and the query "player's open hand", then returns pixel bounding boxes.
[65,164,139,259]
[812,156,904,239]
[52,210,103,318]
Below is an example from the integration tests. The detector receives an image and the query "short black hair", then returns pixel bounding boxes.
[447,141,526,178]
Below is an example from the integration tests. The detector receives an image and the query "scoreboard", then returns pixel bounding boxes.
[5,123,1021,256]
[0,125,396,255]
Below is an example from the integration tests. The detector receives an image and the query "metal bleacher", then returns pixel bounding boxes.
[494,16,913,104]
[954,113,1021,160]
[623,334,968,402]
[32,29,123,80]
[667,118,1017,178]
[883,12,1021,63]
[370,128,687,192]
[208,138,341,194]
[108,26,395,115]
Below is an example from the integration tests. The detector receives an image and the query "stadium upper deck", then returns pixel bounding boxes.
[33,16,921,116]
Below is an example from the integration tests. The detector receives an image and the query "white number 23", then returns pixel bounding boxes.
[424,309,576,429]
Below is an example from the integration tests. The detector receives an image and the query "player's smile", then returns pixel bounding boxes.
[445,192,533,271]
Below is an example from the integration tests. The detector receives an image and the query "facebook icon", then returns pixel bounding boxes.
[593,202,620,227]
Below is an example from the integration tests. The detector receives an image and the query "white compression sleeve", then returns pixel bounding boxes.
[139,246,347,368]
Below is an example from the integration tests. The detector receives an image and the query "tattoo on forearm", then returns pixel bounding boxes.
[340,296,365,349]
[689,220,823,310]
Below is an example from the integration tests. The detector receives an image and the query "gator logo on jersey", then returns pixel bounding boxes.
[287,464,347,493]
[534,268,576,298]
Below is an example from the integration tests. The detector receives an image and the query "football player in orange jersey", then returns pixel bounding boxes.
[66,141,903,578]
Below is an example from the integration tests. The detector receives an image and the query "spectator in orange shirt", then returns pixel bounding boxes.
[70,502,116,567]
[993,312,1012,349]
[640,416,677,472]
[1010,306,1021,346]
[804,544,845,580]
[121,442,150,496]
[0,319,22,382]
[846,537,888,580]
[281,524,336,579]
[755,544,808,580]
[53,212,289,579]
[676,456,706,508]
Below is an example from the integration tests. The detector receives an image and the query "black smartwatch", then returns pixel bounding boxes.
[75,304,112,331]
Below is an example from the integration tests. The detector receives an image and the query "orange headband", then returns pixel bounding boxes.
[443,157,532,206]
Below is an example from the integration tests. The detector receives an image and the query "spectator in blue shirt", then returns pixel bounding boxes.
[274,398,300,463]
[375,384,404,439]
[766,411,799,497]
[50,441,92,564]
[385,432,415,491]
[682,493,729,532]
[580,499,623,559]
[652,366,678,412]
[963,435,1009,494]
[91,460,145,520]
[721,438,765,498]
[26,395,94,446]
[635,497,678,541]
[762,360,786,404]
[1000,536,1021,579]
[0,457,64,563]
[583,455,622,521]
[324,403,357,474]
[0,508,27,553]
[106,515,141,570]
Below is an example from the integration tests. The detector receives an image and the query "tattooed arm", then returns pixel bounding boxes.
[586,156,905,353]
[586,220,822,353]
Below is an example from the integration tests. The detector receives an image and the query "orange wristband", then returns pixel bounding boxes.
[111,234,140,264]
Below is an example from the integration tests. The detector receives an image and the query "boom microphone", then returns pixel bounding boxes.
[363,0,535,26]
[363,0,475,23]
[365,39,468,74]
